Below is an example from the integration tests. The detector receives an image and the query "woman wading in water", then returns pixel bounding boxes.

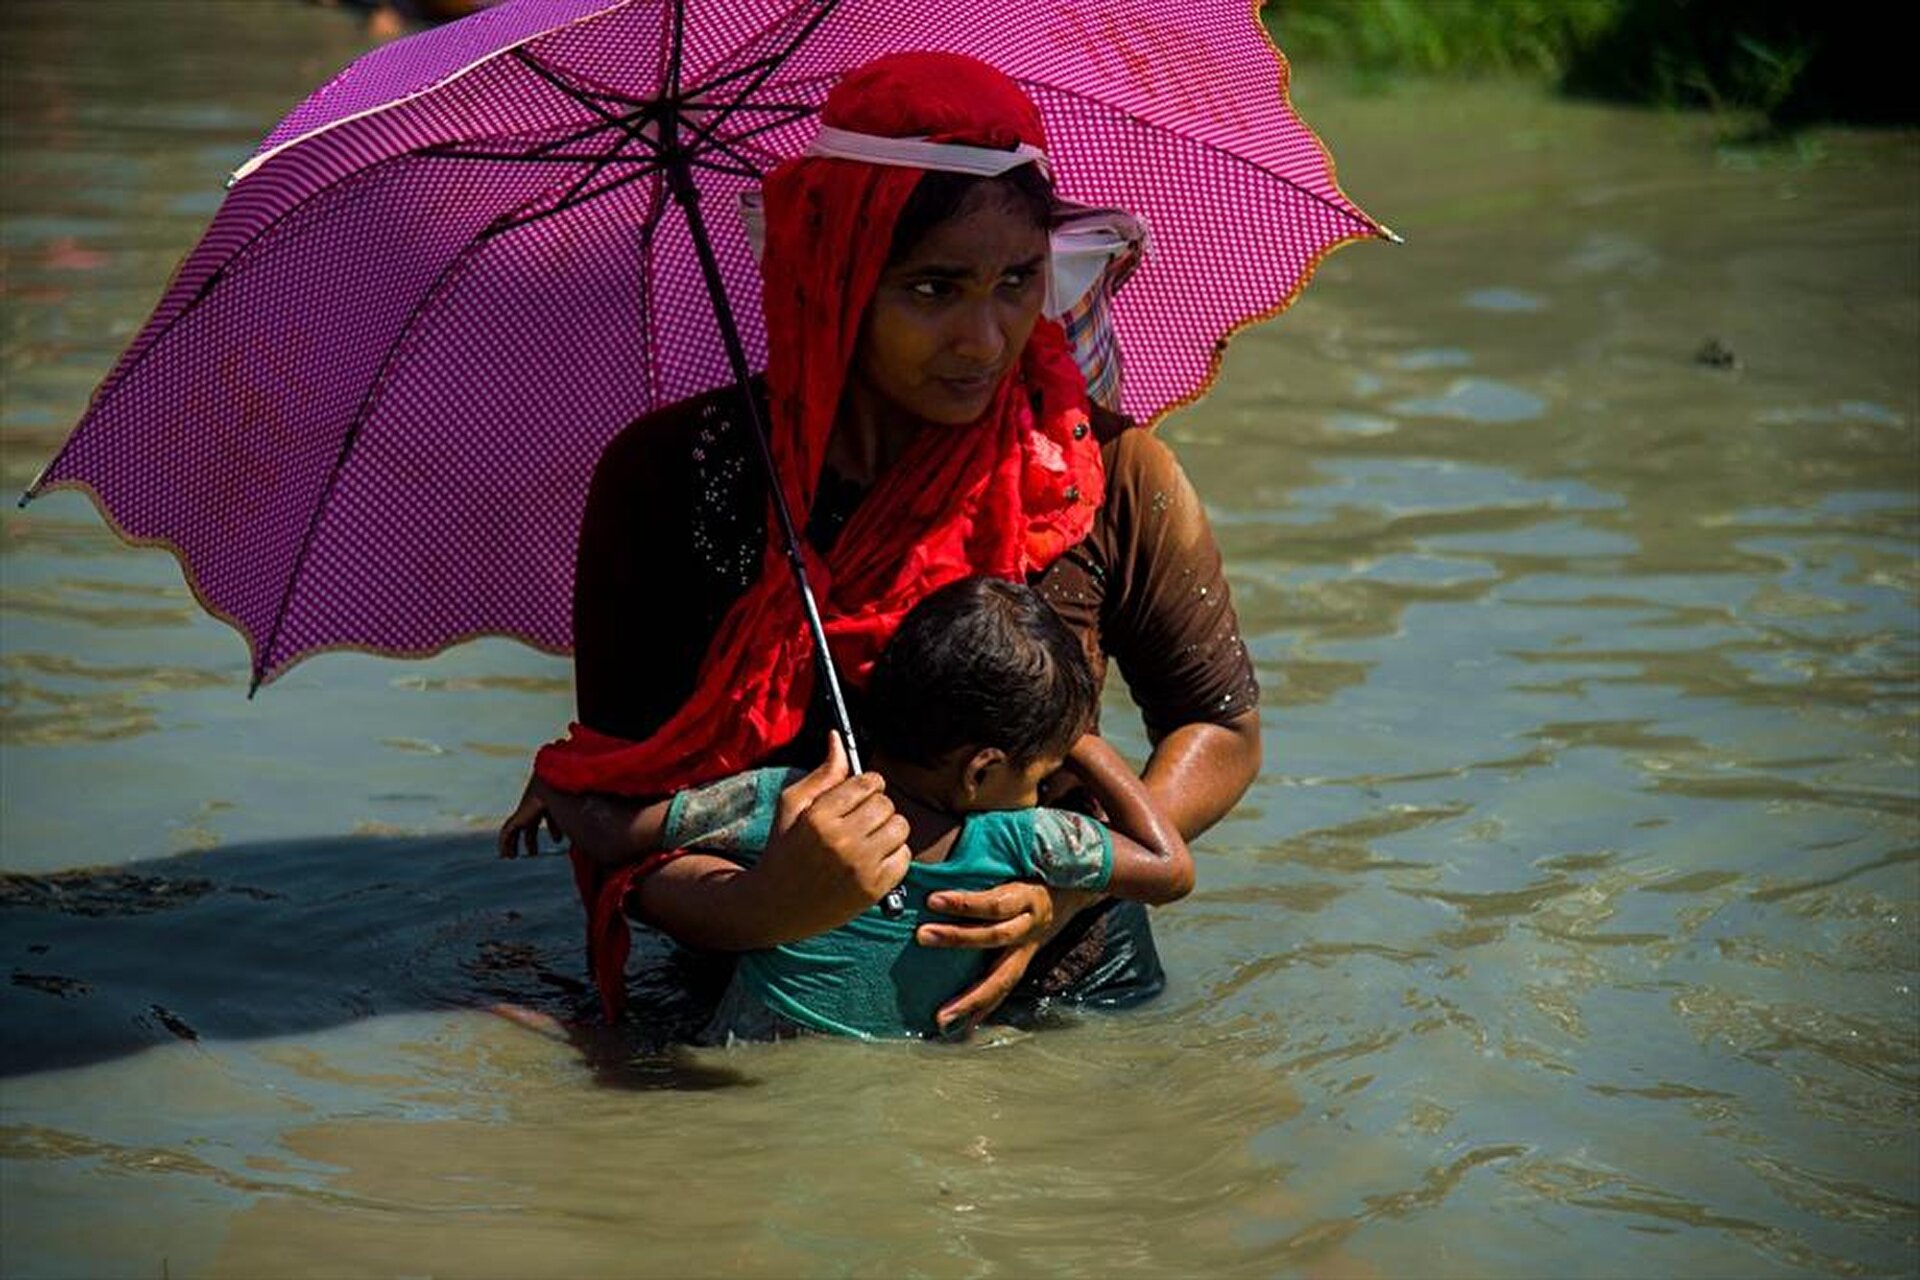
[501,51,1261,1035]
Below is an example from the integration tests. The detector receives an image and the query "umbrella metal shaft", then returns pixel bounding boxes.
[661,153,908,920]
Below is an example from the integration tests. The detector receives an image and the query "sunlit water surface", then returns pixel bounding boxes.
[2,4,1915,1277]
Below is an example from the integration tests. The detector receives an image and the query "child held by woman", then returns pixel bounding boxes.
[572,577,1191,1041]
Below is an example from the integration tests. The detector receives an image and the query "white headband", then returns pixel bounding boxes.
[737,126,1147,317]
[806,125,1052,180]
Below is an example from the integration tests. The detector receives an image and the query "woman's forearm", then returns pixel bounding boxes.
[631,744,912,949]
[1067,734,1193,902]
[626,855,797,950]
[1073,736,1182,853]
[629,845,894,951]
[543,787,667,868]
[1139,710,1263,840]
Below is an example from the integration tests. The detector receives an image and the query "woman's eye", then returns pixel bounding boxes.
[999,268,1037,290]
[908,280,952,300]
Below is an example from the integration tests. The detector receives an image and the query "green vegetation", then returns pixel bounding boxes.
[1266,0,1914,129]
[1270,0,1616,79]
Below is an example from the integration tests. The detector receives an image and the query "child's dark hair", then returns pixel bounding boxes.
[864,577,1095,769]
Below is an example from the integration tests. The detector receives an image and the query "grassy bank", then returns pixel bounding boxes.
[1265,0,1913,129]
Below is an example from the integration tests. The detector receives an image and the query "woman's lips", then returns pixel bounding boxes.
[936,370,998,395]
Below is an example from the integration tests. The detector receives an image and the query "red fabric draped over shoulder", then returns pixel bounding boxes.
[536,51,1106,1020]
[536,52,1103,802]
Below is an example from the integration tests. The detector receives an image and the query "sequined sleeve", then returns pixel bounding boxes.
[662,767,803,855]
[1096,429,1260,739]
[1028,808,1114,890]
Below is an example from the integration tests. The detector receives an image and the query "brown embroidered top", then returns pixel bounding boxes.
[571,384,1257,758]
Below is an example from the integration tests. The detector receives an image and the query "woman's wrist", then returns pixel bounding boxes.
[629,856,785,950]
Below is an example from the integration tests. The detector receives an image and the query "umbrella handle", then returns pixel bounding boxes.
[661,157,908,921]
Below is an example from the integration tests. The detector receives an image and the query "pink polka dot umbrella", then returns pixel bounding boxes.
[23,0,1392,694]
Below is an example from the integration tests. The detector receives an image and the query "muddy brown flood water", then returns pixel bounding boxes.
[2,3,1915,1277]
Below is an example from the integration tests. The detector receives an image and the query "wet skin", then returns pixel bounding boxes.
[832,186,1050,480]
[509,178,1261,1025]
[852,197,1047,423]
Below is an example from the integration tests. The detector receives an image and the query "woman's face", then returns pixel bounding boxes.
[850,186,1050,427]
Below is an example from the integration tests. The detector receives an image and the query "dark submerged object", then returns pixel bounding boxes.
[1694,337,1740,369]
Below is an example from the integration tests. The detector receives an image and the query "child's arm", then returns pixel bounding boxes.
[535,779,675,870]
[550,784,809,949]
[1064,733,1194,904]
[622,737,915,949]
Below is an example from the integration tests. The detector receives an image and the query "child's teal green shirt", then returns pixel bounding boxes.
[664,767,1114,1040]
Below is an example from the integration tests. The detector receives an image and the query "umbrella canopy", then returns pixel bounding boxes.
[25,0,1390,690]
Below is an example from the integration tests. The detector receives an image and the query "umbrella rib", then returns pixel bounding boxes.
[687,158,765,182]
[29,154,447,500]
[685,53,800,100]
[688,121,795,175]
[488,28,814,214]
[508,45,674,161]
[678,84,834,162]
[509,46,659,114]
[484,161,662,236]
[673,0,838,144]
[493,91,677,230]
[495,76,671,162]
[676,112,783,180]
[458,81,671,234]
[633,171,669,412]
[526,112,647,158]
[491,49,680,218]
[542,97,665,213]
[255,236,496,691]
[250,122,637,687]
[507,48,673,188]
[419,148,658,166]
[423,117,781,206]
[682,102,811,148]
[690,101,816,114]
[680,0,839,104]
[487,10,833,195]
[419,107,650,167]
[1025,80,1385,236]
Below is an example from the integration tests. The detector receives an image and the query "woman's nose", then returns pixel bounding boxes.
[947,301,1006,364]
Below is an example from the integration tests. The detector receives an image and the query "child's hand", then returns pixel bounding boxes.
[498,775,565,859]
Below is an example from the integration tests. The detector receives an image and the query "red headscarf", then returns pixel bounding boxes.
[536,52,1104,800]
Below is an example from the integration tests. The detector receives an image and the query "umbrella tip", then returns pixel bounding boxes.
[247,676,261,701]
[1378,223,1405,245]
[15,489,31,510]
